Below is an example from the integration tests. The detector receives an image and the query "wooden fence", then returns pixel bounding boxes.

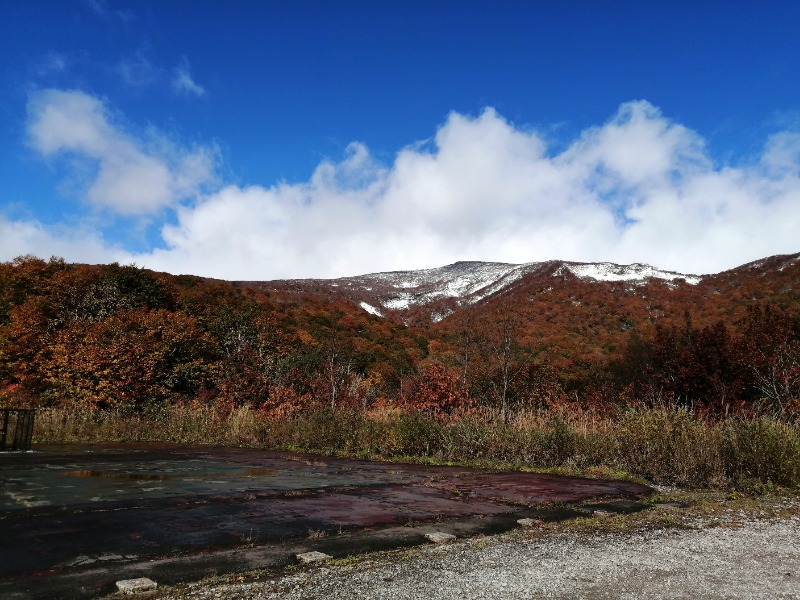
[0,409,36,451]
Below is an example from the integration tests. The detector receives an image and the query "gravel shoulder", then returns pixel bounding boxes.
[151,493,800,600]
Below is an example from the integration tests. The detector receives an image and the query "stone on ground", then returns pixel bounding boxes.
[424,531,456,544]
[296,551,332,564]
[116,577,157,594]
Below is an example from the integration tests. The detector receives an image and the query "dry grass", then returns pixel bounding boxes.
[33,403,800,491]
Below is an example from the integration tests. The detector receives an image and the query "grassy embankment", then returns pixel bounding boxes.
[33,403,800,492]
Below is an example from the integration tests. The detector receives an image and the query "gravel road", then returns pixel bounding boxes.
[159,508,800,600]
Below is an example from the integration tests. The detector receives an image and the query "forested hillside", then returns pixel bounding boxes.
[1,254,799,418]
[0,256,425,415]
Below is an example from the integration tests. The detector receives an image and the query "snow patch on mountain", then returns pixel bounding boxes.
[561,262,703,285]
[355,262,523,311]
[353,259,702,315]
[256,258,707,323]
[780,256,800,271]
[367,262,520,297]
[382,295,412,311]
[431,308,455,323]
[468,262,550,303]
[359,302,383,317]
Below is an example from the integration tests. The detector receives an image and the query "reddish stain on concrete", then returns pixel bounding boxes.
[0,444,652,580]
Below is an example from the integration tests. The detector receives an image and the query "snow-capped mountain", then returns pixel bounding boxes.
[342,260,702,320]
[554,262,702,286]
[245,258,707,324]
[232,252,800,365]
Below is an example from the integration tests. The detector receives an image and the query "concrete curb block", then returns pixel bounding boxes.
[296,551,333,564]
[116,577,157,594]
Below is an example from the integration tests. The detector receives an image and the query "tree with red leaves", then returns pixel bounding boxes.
[737,305,800,413]
[405,363,470,420]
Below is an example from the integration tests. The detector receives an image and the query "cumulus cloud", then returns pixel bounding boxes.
[8,98,800,279]
[26,89,216,215]
[0,214,130,264]
[132,101,800,279]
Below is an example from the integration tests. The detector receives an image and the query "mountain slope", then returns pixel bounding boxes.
[242,258,706,324]
[239,253,800,366]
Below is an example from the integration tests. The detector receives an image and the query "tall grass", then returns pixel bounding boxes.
[33,403,800,491]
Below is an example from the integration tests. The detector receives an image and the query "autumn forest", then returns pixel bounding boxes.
[2,254,799,419]
[2,255,800,489]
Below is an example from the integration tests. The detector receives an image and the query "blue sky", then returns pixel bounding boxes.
[1,1,799,279]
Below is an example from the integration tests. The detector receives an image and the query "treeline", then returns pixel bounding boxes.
[434,302,800,420]
[0,256,424,413]
[1,256,799,419]
[601,307,800,415]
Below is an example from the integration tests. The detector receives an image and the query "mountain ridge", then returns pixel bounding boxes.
[240,256,722,324]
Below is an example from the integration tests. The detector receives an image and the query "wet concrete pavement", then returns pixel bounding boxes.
[0,444,652,598]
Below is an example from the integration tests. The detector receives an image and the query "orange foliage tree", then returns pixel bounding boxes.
[41,309,219,410]
[404,363,470,419]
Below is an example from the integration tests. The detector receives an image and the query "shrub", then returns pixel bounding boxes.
[722,416,800,488]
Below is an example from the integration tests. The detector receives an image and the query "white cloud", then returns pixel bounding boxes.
[172,61,206,97]
[140,100,800,279]
[7,99,800,279]
[116,52,160,88]
[0,215,129,264]
[26,89,217,216]
[37,52,69,76]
